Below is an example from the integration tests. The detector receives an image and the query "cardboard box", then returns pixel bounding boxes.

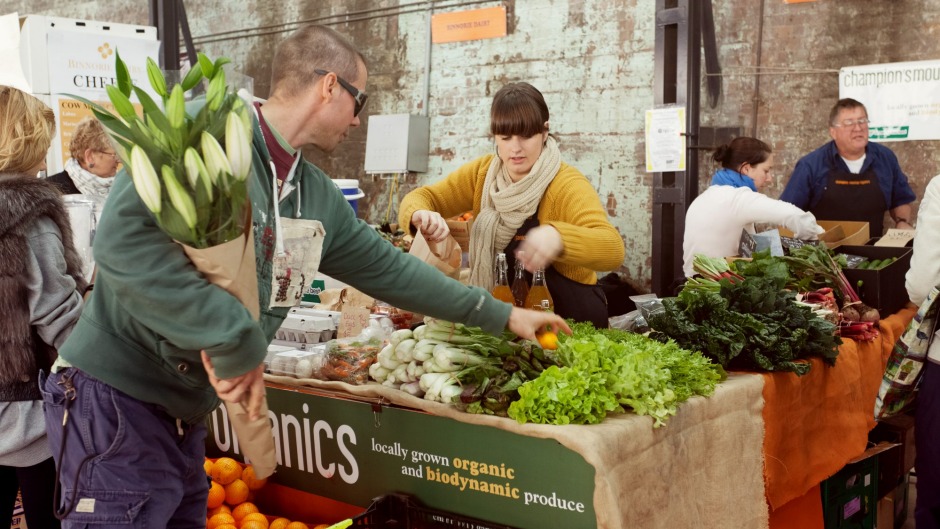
[839,245,913,315]
[868,442,903,500]
[876,472,911,529]
[877,494,895,529]
[779,220,870,249]
[892,474,910,529]
[870,414,916,483]
[821,445,881,529]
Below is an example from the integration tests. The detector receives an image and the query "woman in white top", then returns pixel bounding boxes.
[904,174,940,529]
[682,137,823,277]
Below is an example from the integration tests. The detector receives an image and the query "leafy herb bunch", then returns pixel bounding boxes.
[76,51,253,248]
[649,276,842,375]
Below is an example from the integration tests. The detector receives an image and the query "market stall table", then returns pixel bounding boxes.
[763,305,916,529]
[208,372,767,528]
[207,307,914,528]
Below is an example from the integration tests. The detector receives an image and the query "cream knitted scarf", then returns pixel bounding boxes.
[65,157,114,200]
[469,136,561,288]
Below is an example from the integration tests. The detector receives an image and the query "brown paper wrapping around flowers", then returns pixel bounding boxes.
[179,212,276,479]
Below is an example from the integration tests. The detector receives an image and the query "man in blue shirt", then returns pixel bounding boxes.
[780,98,915,237]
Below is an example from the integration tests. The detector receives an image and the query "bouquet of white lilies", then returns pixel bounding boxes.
[78,51,261,320]
[80,51,252,248]
[77,52,275,479]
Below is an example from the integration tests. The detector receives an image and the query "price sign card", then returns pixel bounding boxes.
[874,228,915,247]
[338,307,371,338]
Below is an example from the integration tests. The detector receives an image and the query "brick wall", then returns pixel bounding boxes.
[5,0,939,291]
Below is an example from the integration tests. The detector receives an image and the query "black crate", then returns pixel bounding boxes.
[352,493,518,529]
[838,245,913,315]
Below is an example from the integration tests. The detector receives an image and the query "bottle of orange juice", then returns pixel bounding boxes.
[524,267,553,311]
[491,253,515,304]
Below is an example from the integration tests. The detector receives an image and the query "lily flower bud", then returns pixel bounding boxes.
[183,147,213,200]
[166,84,185,130]
[201,131,232,184]
[225,111,251,181]
[162,165,197,230]
[129,146,162,214]
[146,58,167,98]
[206,69,226,111]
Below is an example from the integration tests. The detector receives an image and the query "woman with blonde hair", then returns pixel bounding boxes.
[46,116,119,201]
[0,85,85,529]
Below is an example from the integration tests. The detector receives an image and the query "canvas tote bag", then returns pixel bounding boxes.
[874,285,940,420]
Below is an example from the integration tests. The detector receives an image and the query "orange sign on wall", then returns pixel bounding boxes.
[431,6,507,44]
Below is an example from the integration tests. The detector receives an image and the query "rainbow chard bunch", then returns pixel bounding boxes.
[74,51,253,248]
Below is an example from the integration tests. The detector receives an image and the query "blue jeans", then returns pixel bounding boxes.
[917,360,940,528]
[40,369,209,528]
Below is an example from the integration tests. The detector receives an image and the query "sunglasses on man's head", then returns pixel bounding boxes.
[314,69,368,117]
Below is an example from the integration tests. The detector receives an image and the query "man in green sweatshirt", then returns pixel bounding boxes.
[42,25,568,528]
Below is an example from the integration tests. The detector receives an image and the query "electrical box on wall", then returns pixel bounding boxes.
[364,114,430,173]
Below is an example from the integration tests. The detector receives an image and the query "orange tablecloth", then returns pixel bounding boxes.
[762,305,917,527]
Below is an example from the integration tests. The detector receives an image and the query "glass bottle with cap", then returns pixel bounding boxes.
[524,267,553,312]
[491,253,515,304]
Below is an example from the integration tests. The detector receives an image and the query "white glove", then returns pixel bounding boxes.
[411,210,450,242]
[792,214,825,240]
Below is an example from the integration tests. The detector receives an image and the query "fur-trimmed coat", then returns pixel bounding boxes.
[0,173,86,401]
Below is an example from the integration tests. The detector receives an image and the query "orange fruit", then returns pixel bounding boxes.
[209,504,232,517]
[240,512,269,527]
[216,526,237,529]
[242,465,268,491]
[313,525,331,529]
[224,479,250,505]
[269,519,291,529]
[204,458,214,476]
[231,502,259,522]
[240,521,268,529]
[285,523,309,529]
[536,331,558,350]
[207,481,226,509]
[211,457,243,485]
[208,512,236,529]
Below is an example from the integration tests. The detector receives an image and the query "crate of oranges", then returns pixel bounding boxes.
[204,457,336,529]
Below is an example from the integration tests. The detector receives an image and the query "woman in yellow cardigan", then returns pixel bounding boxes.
[399,82,624,327]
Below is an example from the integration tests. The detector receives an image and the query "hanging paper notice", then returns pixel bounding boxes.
[645,106,686,172]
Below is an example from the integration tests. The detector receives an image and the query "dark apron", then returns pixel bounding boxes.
[503,214,609,328]
[810,162,887,237]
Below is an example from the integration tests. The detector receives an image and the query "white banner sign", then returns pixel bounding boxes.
[47,29,159,97]
[840,60,940,142]
[46,30,159,169]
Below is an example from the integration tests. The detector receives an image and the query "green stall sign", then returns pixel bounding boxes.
[206,386,598,529]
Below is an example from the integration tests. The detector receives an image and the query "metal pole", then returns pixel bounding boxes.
[651,0,701,296]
